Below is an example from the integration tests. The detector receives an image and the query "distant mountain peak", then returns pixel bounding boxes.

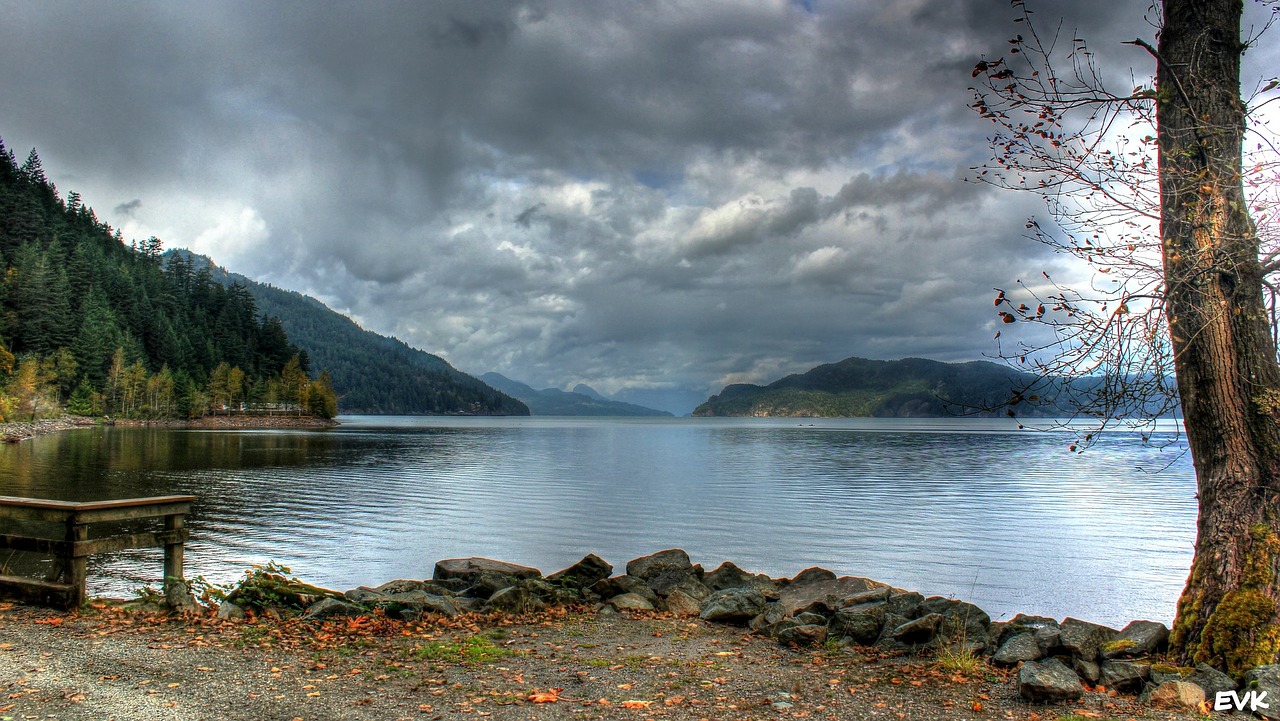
[483,373,671,417]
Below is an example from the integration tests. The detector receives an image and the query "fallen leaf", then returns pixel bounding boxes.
[620,700,653,709]
[528,688,562,703]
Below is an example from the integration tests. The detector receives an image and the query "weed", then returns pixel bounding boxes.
[936,642,986,675]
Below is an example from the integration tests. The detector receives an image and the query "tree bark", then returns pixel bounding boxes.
[1161,0,1280,673]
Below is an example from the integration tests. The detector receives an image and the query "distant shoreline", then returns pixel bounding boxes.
[0,414,338,443]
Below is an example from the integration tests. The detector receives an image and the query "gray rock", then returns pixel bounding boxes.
[1101,620,1169,659]
[1185,663,1236,698]
[434,557,541,582]
[1150,665,1188,685]
[647,571,705,597]
[486,585,547,613]
[778,576,888,618]
[462,570,523,599]
[378,590,458,619]
[1243,665,1280,721]
[703,562,781,598]
[1018,658,1085,702]
[789,567,837,586]
[1147,681,1205,711]
[889,613,944,645]
[1058,618,1118,662]
[302,597,370,621]
[700,588,767,624]
[590,575,660,606]
[829,604,886,645]
[997,614,1060,650]
[775,622,828,647]
[885,591,924,620]
[626,549,694,581]
[664,589,703,617]
[523,578,580,606]
[374,579,426,595]
[546,553,613,590]
[1099,659,1149,692]
[836,588,892,609]
[1072,658,1101,685]
[216,601,246,620]
[344,587,389,605]
[992,632,1043,666]
[608,593,655,612]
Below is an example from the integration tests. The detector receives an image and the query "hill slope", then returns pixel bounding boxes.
[172,252,528,416]
[481,373,672,416]
[693,356,1050,418]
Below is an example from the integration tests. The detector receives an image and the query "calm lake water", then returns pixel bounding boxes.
[0,415,1197,627]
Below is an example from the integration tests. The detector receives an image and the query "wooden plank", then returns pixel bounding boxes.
[0,495,195,523]
[0,533,70,555]
[76,502,192,524]
[72,529,188,557]
[0,575,75,608]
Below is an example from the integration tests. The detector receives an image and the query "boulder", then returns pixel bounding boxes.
[1184,663,1236,698]
[996,614,1060,651]
[1242,665,1280,721]
[522,578,580,606]
[345,587,389,605]
[486,585,547,614]
[992,632,1043,666]
[433,557,541,582]
[608,593,655,612]
[888,613,944,645]
[777,575,888,618]
[302,597,370,621]
[374,579,426,595]
[216,601,246,620]
[1072,658,1101,685]
[225,572,343,611]
[462,570,523,599]
[625,549,694,581]
[775,622,828,647]
[700,588,768,624]
[1147,680,1205,711]
[703,561,781,598]
[1058,618,1118,662]
[885,591,924,620]
[664,589,703,617]
[590,576,660,606]
[1101,620,1169,659]
[546,554,613,590]
[1099,659,1150,693]
[828,604,886,645]
[377,590,458,619]
[1018,658,1085,702]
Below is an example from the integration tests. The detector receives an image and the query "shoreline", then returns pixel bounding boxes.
[0,414,339,442]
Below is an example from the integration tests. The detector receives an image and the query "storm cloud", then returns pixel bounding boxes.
[2,0,1275,413]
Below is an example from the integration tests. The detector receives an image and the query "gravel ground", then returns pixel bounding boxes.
[0,602,1210,721]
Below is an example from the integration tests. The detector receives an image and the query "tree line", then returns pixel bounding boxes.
[0,136,337,421]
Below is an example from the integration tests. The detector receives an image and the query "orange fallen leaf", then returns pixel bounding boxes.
[620,700,653,709]
[34,617,64,626]
[972,701,983,712]
[528,688,561,703]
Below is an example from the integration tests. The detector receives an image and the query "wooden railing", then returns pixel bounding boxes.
[0,495,195,609]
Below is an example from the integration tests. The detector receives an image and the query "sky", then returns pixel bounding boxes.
[2,1,1277,415]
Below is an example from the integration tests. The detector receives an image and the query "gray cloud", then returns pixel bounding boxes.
[2,0,1273,414]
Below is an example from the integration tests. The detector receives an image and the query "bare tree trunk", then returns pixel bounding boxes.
[1161,0,1280,673]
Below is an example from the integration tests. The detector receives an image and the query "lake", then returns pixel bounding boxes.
[0,415,1197,627]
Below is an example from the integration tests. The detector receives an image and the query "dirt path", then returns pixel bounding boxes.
[0,602,1206,721]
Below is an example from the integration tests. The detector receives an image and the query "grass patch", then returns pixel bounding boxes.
[936,643,986,675]
[408,635,514,663]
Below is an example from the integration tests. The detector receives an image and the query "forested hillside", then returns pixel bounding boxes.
[694,356,1055,418]
[0,136,336,419]
[172,253,528,416]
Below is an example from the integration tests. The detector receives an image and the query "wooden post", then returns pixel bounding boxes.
[65,513,87,609]
[163,512,188,609]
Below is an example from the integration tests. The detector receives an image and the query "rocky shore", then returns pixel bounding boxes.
[0,413,337,443]
[199,549,1234,716]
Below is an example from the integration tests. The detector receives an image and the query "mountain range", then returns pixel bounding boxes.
[480,373,672,416]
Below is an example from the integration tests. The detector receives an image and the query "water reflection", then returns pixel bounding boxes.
[0,416,1196,626]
